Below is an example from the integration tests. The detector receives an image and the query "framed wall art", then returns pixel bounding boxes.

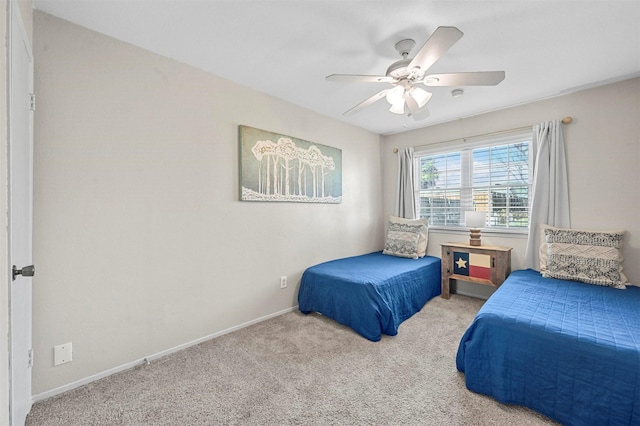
[239,126,342,203]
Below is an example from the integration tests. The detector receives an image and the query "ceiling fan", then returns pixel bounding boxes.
[326,26,505,120]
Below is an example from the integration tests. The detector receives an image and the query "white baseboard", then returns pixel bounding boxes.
[32,305,299,403]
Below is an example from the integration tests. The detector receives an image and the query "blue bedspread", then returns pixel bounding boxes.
[456,269,640,425]
[298,251,441,341]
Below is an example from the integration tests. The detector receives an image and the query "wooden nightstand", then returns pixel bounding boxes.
[440,242,512,299]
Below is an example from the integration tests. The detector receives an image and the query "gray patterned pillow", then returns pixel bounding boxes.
[538,224,559,273]
[387,216,428,256]
[382,218,427,259]
[543,228,626,289]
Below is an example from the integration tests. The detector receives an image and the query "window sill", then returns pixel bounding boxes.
[428,226,528,240]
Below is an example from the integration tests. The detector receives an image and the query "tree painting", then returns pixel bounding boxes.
[240,126,342,203]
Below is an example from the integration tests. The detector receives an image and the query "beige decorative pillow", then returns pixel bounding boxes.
[382,216,429,259]
[543,227,626,289]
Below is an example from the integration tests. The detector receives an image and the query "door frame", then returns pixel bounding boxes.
[7,1,34,424]
[1,2,9,424]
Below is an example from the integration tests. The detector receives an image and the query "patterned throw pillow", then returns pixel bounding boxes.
[543,227,626,289]
[382,217,428,259]
[538,224,559,273]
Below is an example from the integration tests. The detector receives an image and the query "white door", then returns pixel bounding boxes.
[9,3,34,425]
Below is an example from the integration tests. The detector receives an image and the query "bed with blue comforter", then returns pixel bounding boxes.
[456,268,640,425]
[298,251,441,341]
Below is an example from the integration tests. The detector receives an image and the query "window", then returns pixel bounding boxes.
[415,131,533,230]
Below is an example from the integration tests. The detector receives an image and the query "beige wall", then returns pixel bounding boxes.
[16,0,31,45]
[383,77,640,291]
[32,11,384,395]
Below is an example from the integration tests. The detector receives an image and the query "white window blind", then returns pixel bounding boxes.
[414,130,533,230]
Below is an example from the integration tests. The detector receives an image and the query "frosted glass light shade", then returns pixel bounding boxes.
[389,101,405,114]
[409,87,432,108]
[465,211,486,229]
[385,86,405,105]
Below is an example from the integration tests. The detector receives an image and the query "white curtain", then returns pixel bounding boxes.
[524,120,571,269]
[395,147,416,219]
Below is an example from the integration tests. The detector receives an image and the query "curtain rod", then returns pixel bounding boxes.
[392,116,573,154]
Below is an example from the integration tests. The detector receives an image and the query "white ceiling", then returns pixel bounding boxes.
[33,1,640,135]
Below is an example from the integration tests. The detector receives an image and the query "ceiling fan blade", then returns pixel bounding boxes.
[408,26,463,75]
[423,71,506,86]
[326,74,395,84]
[405,93,430,120]
[343,89,389,116]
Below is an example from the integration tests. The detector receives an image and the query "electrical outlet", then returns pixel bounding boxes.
[280,276,287,289]
[54,342,73,366]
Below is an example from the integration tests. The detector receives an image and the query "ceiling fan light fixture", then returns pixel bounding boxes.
[385,86,405,105]
[389,101,405,114]
[409,87,432,108]
[328,27,505,119]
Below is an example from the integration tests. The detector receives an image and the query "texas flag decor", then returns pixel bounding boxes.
[453,251,491,280]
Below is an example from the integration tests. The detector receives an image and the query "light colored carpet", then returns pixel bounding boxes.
[26,294,557,425]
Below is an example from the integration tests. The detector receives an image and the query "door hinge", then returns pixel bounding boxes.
[28,349,34,367]
[29,93,36,112]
